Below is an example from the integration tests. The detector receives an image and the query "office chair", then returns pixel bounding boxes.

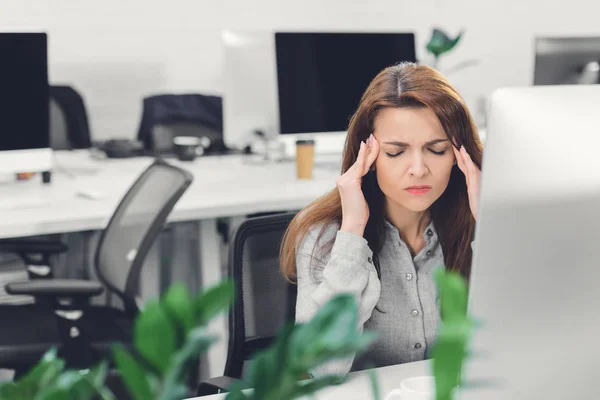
[49,85,92,150]
[0,159,193,378]
[0,85,93,282]
[196,212,298,396]
[137,94,229,156]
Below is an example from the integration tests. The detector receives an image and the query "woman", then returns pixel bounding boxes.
[279,62,483,376]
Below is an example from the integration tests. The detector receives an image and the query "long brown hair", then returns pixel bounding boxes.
[280,62,483,282]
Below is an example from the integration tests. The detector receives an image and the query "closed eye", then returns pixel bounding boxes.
[429,149,446,155]
[386,151,404,158]
[387,149,446,157]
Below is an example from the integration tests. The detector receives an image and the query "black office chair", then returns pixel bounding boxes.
[196,212,298,396]
[0,159,193,377]
[49,85,93,150]
[136,94,228,156]
[0,85,93,281]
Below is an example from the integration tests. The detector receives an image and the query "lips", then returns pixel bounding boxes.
[405,186,432,195]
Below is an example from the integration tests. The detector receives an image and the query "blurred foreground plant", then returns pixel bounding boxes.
[224,294,380,400]
[431,268,475,400]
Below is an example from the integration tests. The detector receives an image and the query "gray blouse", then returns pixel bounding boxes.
[295,220,444,377]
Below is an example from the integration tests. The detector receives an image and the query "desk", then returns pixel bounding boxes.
[0,150,340,377]
[189,360,430,400]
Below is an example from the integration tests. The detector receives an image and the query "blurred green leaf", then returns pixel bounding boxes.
[134,299,178,373]
[224,384,250,400]
[242,294,377,400]
[294,375,344,396]
[35,387,69,400]
[112,344,154,400]
[368,368,381,400]
[19,348,65,394]
[431,268,475,400]
[162,283,195,340]
[194,280,235,326]
[0,382,29,400]
[426,28,463,58]
[159,327,218,400]
[83,361,109,392]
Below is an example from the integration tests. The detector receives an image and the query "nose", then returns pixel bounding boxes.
[407,152,428,178]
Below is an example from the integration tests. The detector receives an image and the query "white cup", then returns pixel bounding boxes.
[384,376,435,400]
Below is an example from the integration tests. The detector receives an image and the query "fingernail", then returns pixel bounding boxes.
[360,141,365,150]
[369,133,374,143]
[461,145,466,152]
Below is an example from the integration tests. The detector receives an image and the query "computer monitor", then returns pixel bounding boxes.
[222,30,279,151]
[534,36,600,85]
[0,32,52,177]
[461,85,600,399]
[222,31,416,156]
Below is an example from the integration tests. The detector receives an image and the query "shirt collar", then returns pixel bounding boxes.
[384,218,439,244]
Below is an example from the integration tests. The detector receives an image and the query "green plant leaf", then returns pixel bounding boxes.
[157,384,189,400]
[244,294,378,400]
[19,348,65,394]
[426,28,463,57]
[224,384,250,400]
[85,361,109,388]
[194,280,235,326]
[35,387,70,400]
[291,295,377,371]
[159,327,218,400]
[368,368,381,400]
[0,382,29,400]
[112,344,154,400]
[431,269,475,400]
[294,375,345,396]
[162,283,195,340]
[134,299,178,374]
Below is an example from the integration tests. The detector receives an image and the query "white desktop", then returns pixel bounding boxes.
[221,30,417,160]
[0,32,52,180]
[462,85,600,399]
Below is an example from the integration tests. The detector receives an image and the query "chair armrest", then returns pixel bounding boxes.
[0,239,68,254]
[196,376,245,396]
[5,279,103,298]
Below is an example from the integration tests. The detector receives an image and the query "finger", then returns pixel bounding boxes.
[452,146,467,177]
[363,134,379,175]
[461,146,479,177]
[351,141,366,174]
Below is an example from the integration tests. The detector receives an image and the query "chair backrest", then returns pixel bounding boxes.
[223,212,298,379]
[49,85,92,150]
[136,94,225,154]
[93,159,193,315]
[151,121,224,154]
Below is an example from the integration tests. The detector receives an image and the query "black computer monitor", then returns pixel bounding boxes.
[275,32,416,135]
[0,32,49,151]
[534,36,600,85]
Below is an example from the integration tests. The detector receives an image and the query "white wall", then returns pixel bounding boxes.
[2,0,600,140]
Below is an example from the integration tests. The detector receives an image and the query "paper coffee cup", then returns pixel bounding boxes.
[296,139,315,179]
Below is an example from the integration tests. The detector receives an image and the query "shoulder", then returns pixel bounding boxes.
[298,221,340,256]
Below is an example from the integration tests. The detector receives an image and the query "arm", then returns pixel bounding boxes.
[295,226,381,377]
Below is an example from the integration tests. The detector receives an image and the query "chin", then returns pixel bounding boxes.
[391,196,435,213]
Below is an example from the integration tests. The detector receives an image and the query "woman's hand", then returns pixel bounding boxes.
[337,134,380,236]
[453,145,481,221]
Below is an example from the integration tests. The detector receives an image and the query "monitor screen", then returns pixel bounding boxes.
[0,32,49,151]
[275,32,416,135]
[534,37,600,85]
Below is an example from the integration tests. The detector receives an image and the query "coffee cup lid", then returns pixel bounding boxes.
[296,139,315,145]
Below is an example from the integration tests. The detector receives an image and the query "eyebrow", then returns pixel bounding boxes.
[382,139,449,147]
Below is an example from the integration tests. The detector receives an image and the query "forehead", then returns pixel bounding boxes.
[373,107,447,142]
